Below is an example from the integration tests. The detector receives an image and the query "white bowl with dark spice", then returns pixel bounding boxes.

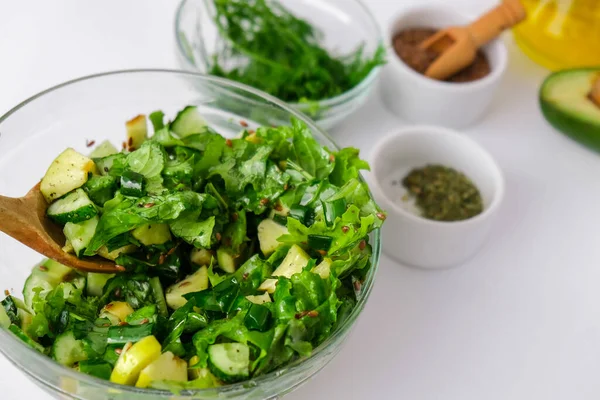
[370,126,504,269]
[380,6,508,129]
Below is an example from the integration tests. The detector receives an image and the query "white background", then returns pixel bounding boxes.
[2,0,600,399]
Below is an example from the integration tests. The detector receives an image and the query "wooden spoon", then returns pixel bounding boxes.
[591,75,600,108]
[420,0,527,81]
[0,183,119,273]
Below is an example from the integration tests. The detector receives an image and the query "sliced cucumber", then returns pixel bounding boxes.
[165,266,209,310]
[95,153,127,177]
[0,296,21,326]
[110,335,162,385]
[100,301,134,323]
[132,224,172,246]
[289,206,312,225]
[126,115,148,151]
[307,234,333,252]
[23,260,73,308]
[39,259,73,283]
[83,175,118,206]
[63,215,99,257]
[188,367,220,387]
[259,244,310,293]
[78,359,113,380]
[51,331,88,366]
[1,296,20,325]
[271,244,310,277]
[190,248,214,266]
[97,244,136,261]
[245,292,272,305]
[271,214,288,226]
[540,68,600,152]
[322,198,346,225]
[269,202,291,218]
[120,170,146,197]
[171,106,207,137]
[207,343,250,383]
[62,240,75,254]
[257,219,289,256]
[23,276,51,309]
[216,248,237,274]
[9,324,44,353]
[135,351,188,388]
[47,188,97,224]
[1,297,30,331]
[71,275,86,291]
[40,148,97,203]
[10,296,32,314]
[312,258,332,280]
[89,140,118,158]
[244,303,271,332]
[188,355,221,386]
[100,313,120,327]
[0,306,10,328]
[18,308,33,333]
[87,273,114,297]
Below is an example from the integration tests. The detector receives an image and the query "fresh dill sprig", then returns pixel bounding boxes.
[208,0,386,103]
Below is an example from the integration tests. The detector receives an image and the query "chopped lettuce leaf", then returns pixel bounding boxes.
[86,192,217,254]
[170,215,215,248]
[280,205,375,255]
[330,147,370,187]
[127,141,166,180]
[288,119,334,180]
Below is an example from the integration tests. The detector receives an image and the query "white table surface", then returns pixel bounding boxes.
[2,1,600,399]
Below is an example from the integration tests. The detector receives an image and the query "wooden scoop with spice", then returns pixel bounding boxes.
[420,0,526,81]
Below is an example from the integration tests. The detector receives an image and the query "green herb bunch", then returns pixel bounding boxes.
[208,0,386,103]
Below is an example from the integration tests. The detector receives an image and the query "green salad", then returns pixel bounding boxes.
[0,106,384,389]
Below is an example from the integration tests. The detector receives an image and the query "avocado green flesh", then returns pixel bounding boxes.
[540,68,600,151]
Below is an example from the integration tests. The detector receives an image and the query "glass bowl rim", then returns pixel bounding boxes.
[174,0,385,109]
[0,69,382,397]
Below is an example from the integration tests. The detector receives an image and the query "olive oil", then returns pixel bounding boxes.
[513,0,600,70]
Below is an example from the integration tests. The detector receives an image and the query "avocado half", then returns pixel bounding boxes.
[540,67,600,152]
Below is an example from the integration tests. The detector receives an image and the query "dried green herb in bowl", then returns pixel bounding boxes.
[402,164,483,222]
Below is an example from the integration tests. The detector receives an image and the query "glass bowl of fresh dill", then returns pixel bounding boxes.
[175,0,385,130]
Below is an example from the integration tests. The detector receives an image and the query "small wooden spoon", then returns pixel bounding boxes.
[420,0,527,81]
[0,183,119,273]
[591,75,600,108]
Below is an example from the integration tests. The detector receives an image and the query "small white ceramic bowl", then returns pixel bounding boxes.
[381,6,508,129]
[370,126,504,269]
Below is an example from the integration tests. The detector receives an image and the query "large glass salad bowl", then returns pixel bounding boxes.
[0,70,381,399]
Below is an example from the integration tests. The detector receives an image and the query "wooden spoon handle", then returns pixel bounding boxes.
[0,187,119,273]
[468,0,526,48]
[0,195,36,244]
